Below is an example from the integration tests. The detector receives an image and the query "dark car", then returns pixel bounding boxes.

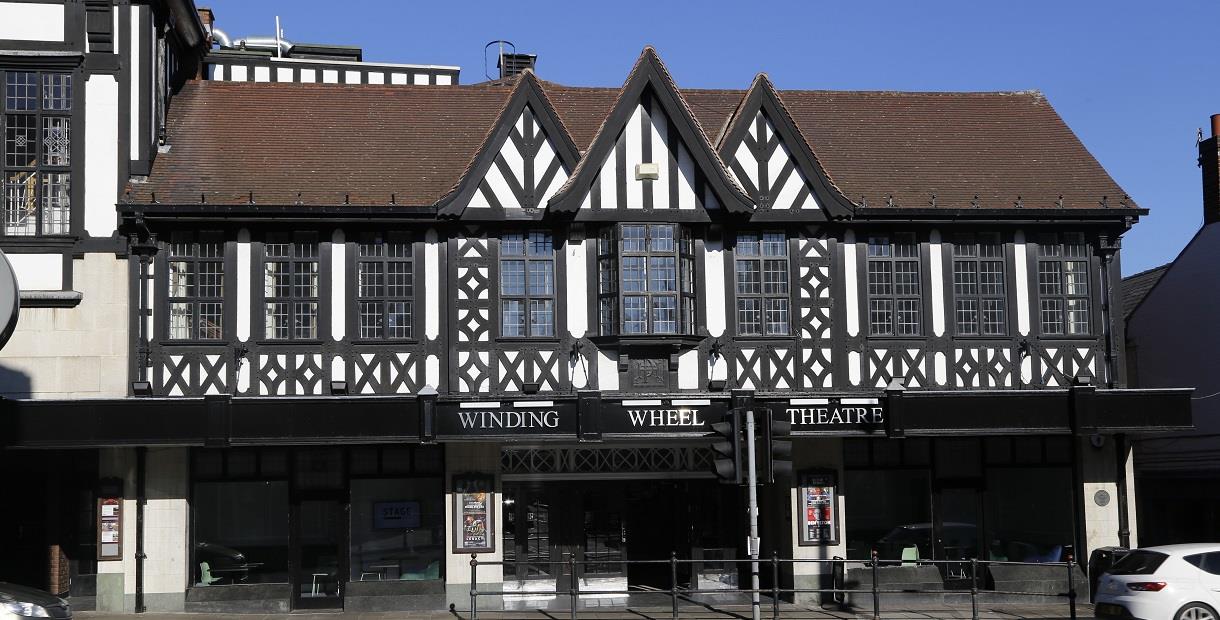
[0,582,72,619]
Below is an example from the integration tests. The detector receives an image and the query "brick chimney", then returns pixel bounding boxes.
[497,53,536,79]
[1202,114,1220,224]
[197,7,214,37]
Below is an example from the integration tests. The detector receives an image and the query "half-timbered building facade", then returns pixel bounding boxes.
[0,17,1193,614]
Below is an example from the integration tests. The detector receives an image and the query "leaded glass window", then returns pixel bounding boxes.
[263,236,318,340]
[953,233,1007,336]
[3,71,72,236]
[867,233,922,336]
[1038,233,1091,335]
[735,232,790,336]
[167,234,224,340]
[596,224,696,335]
[357,234,413,339]
[500,231,554,337]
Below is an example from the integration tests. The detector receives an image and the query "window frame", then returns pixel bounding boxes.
[261,234,320,341]
[165,233,226,341]
[1036,232,1093,337]
[2,69,75,237]
[353,232,416,341]
[733,231,792,337]
[497,230,557,339]
[866,232,923,337]
[596,223,697,337]
[951,232,1009,337]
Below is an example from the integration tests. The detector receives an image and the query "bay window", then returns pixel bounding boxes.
[597,224,695,336]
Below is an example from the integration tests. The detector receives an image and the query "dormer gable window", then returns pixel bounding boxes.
[597,224,696,336]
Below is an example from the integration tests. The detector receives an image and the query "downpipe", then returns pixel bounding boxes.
[135,446,147,613]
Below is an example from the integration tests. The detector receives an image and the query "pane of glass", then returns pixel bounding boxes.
[844,470,932,562]
[42,74,72,111]
[4,171,35,236]
[762,233,786,256]
[358,262,383,298]
[598,258,617,294]
[349,478,444,583]
[867,261,892,296]
[979,234,1003,258]
[896,299,922,336]
[648,256,676,292]
[501,233,524,256]
[956,299,979,335]
[764,298,789,335]
[297,499,342,602]
[42,116,70,166]
[527,260,553,295]
[294,262,318,298]
[979,261,1004,295]
[867,236,890,258]
[6,72,38,111]
[360,301,383,339]
[894,261,920,296]
[598,297,617,335]
[621,225,645,253]
[598,227,615,255]
[387,262,412,298]
[264,262,289,298]
[193,481,289,586]
[386,301,412,338]
[622,296,647,333]
[39,172,69,234]
[199,302,223,339]
[529,299,554,336]
[736,233,760,256]
[621,257,646,292]
[762,259,788,295]
[738,298,760,335]
[169,261,193,297]
[358,240,385,258]
[1066,298,1090,335]
[981,299,1006,336]
[1040,299,1063,335]
[681,257,694,294]
[5,114,37,167]
[265,302,290,339]
[500,260,525,296]
[1037,262,1062,296]
[501,300,525,337]
[1063,233,1088,258]
[264,241,290,258]
[648,224,674,252]
[169,303,192,340]
[652,295,677,333]
[985,467,1073,563]
[1064,261,1089,296]
[527,231,551,256]
[953,261,978,296]
[294,302,318,339]
[954,235,977,257]
[736,260,760,295]
[1038,234,1061,256]
[894,233,918,258]
[869,299,893,336]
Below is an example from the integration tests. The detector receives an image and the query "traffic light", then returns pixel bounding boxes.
[760,408,792,483]
[710,408,742,484]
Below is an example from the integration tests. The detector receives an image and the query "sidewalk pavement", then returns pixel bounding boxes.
[77,602,1092,620]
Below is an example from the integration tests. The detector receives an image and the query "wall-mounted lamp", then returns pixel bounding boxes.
[131,381,153,397]
[329,380,349,395]
[708,379,727,391]
[522,382,541,395]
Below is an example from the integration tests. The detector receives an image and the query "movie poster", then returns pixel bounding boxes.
[454,475,494,553]
[798,472,838,545]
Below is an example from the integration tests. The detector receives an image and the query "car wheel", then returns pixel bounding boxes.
[1176,603,1219,620]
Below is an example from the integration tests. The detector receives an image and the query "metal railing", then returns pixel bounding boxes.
[454,550,1080,620]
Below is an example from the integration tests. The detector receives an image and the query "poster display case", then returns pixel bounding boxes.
[452,474,495,554]
[797,470,838,546]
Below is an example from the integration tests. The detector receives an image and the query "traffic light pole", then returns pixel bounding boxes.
[745,409,761,620]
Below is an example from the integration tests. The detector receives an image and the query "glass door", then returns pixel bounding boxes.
[292,496,347,609]
[934,486,983,586]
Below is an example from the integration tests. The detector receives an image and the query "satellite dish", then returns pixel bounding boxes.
[0,249,21,350]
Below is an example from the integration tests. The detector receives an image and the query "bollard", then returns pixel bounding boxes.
[570,553,579,620]
[1067,554,1077,620]
[469,554,479,620]
[671,551,679,620]
[970,558,979,620]
[771,552,780,620]
[871,549,880,620]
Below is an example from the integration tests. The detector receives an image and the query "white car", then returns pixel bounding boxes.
[1095,544,1220,620]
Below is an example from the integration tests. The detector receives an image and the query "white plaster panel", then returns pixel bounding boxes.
[322,69,338,83]
[129,6,140,160]
[330,355,344,383]
[597,351,619,391]
[236,231,251,341]
[425,229,439,339]
[426,354,439,388]
[1014,230,1030,335]
[8,254,62,291]
[677,349,699,389]
[84,75,119,237]
[624,105,644,209]
[0,2,65,41]
[566,236,588,338]
[648,98,671,209]
[229,64,247,81]
[276,67,293,82]
[391,72,407,85]
[929,229,945,336]
[843,230,859,337]
[368,72,385,85]
[436,74,453,85]
[413,73,428,85]
[299,68,316,83]
[344,70,361,84]
[253,65,270,82]
[330,230,345,340]
[703,237,726,337]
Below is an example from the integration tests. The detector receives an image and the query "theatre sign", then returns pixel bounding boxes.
[432,395,886,440]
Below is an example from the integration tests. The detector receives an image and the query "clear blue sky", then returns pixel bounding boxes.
[203,0,1219,275]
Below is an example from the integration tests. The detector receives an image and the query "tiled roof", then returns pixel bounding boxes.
[1122,264,1170,322]
[129,64,1138,212]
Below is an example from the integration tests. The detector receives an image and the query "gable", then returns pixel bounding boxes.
[728,110,821,211]
[465,104,570,211]
[578,87,718,214]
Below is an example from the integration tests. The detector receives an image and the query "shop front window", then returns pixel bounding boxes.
[844,468,933,562]
[193,480,290,585]
[349,478,445,582]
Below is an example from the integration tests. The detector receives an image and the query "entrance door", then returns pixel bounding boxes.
[503,482,627,591]
[292,496,346,609]
[934,486,983,585]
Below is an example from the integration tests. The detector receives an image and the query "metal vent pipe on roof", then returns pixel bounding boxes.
[231,35,293,55]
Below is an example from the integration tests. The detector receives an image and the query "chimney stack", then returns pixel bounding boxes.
[497,53,536,79]
[197,7,214,32]
[1203,114,1220,225]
